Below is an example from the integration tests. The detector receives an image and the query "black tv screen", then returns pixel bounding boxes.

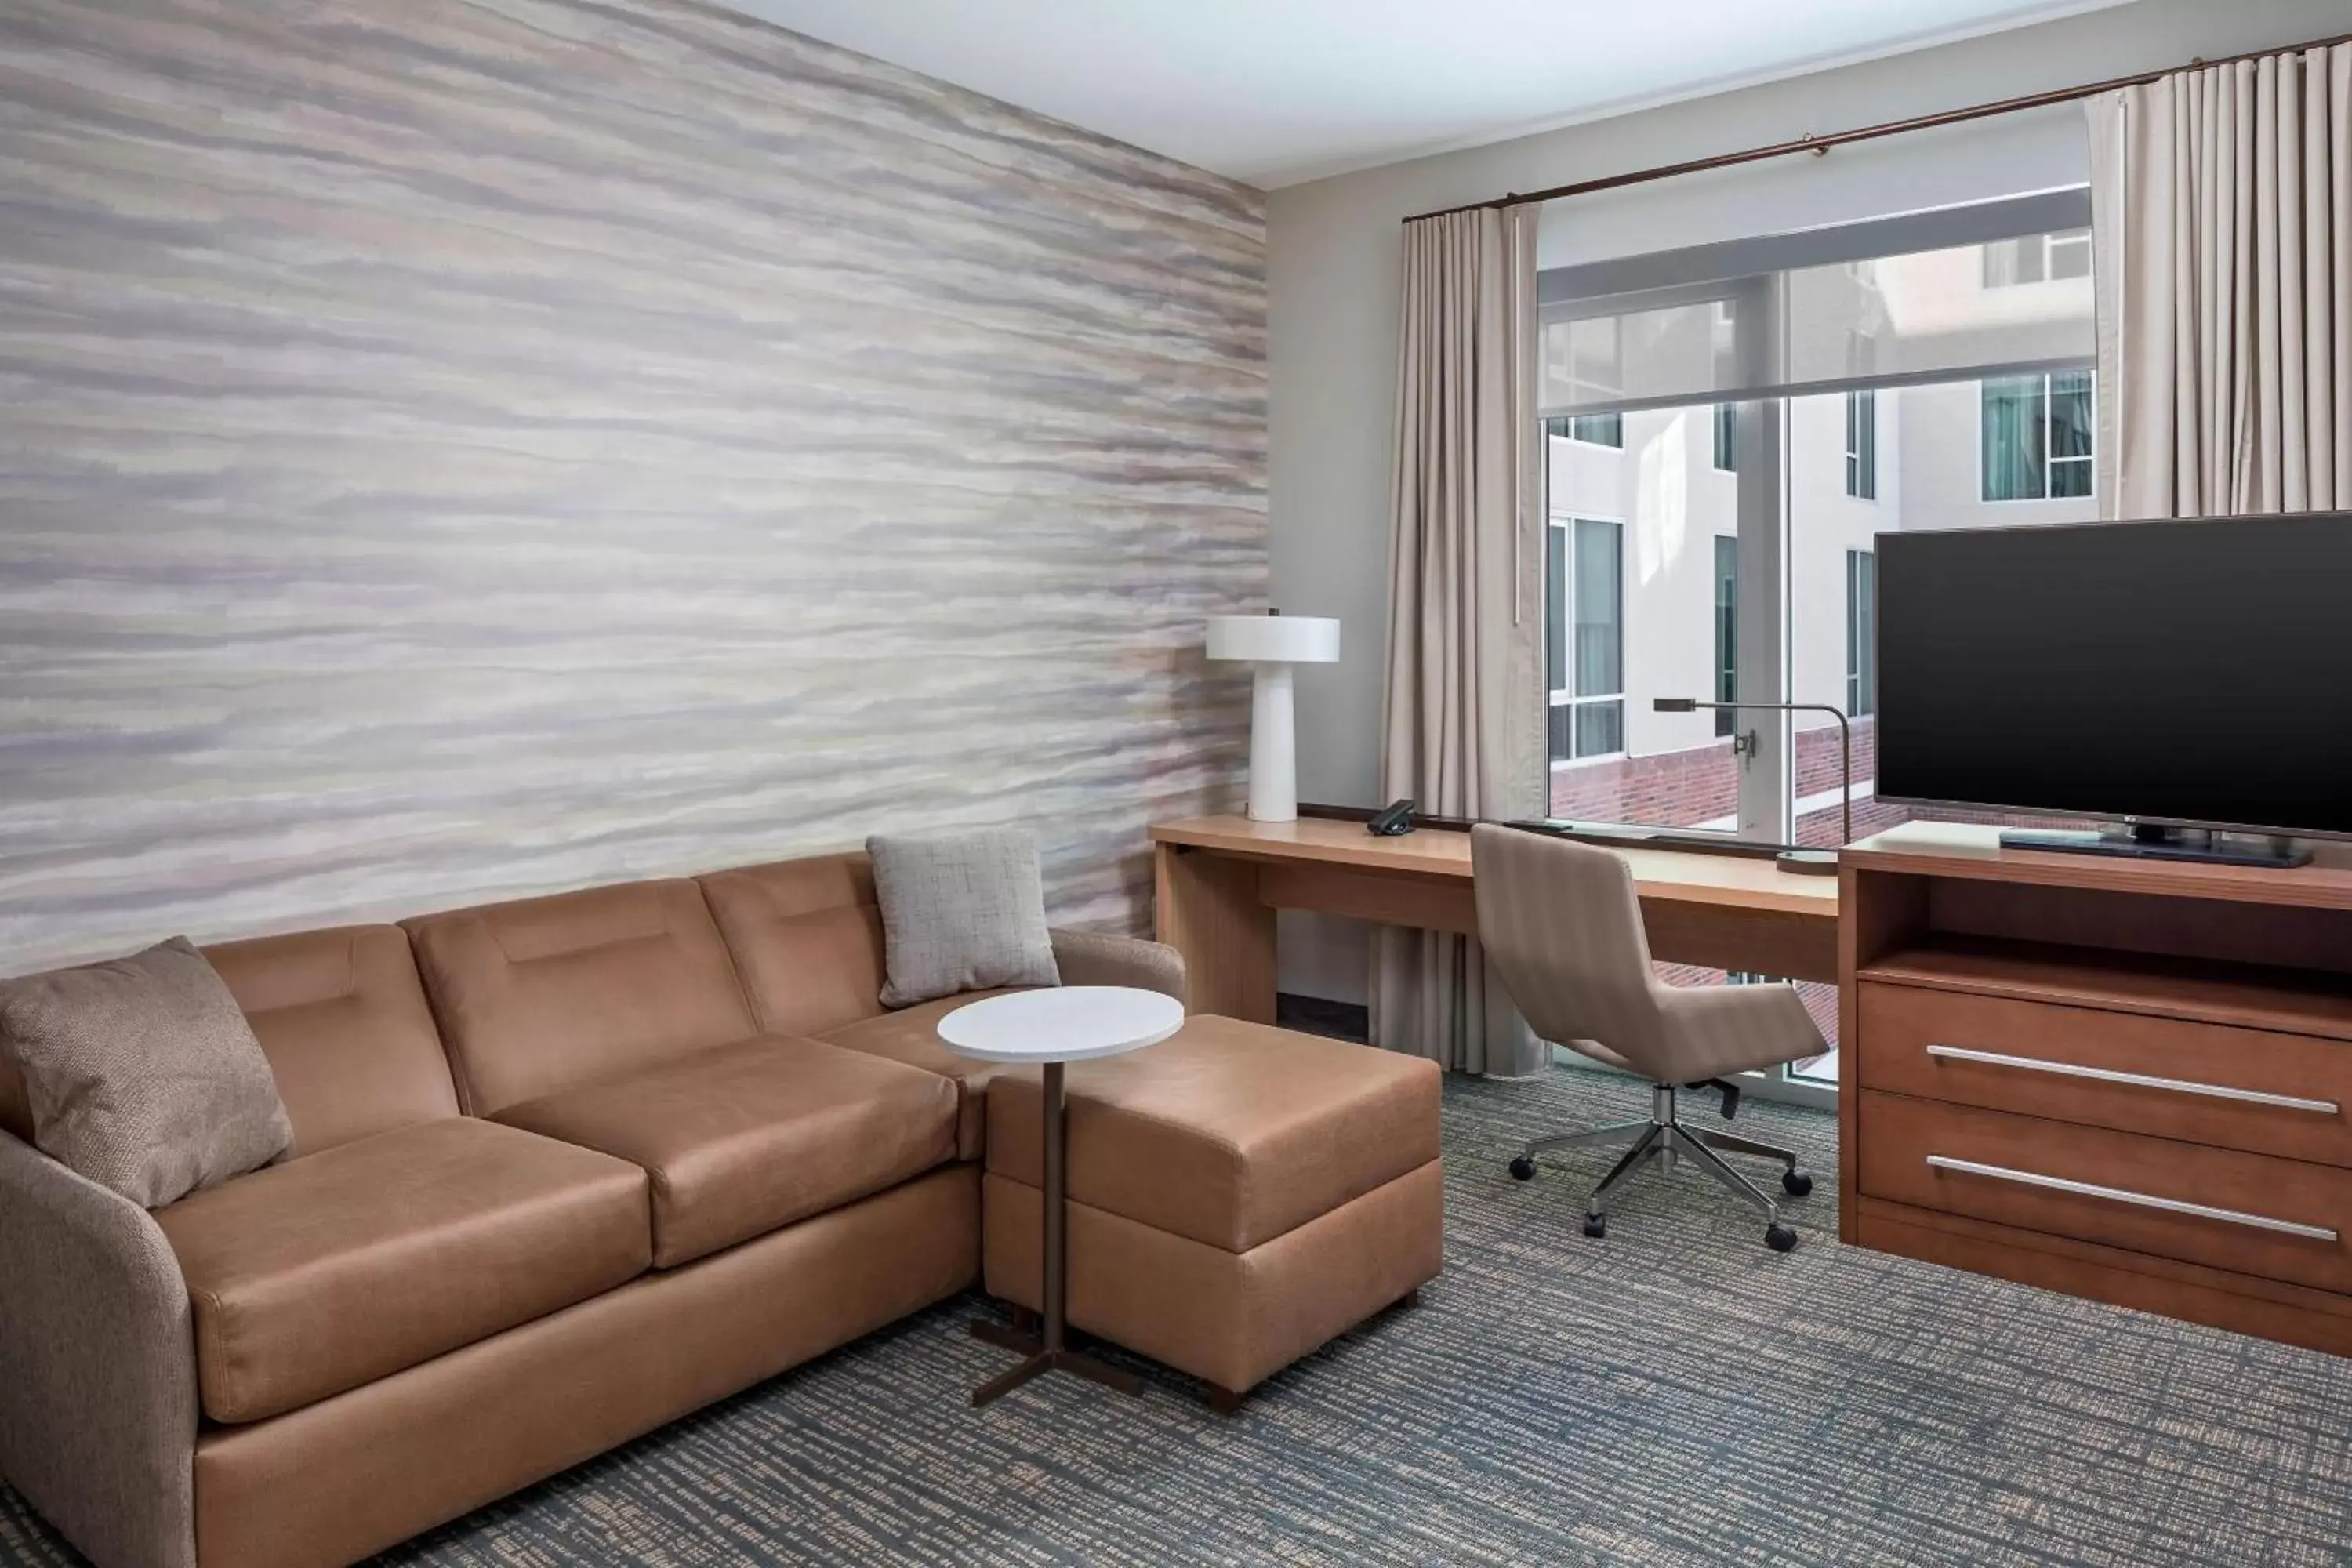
[1875,514,2352,840]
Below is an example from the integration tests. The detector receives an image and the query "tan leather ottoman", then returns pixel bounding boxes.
[982,1014,1443,1409]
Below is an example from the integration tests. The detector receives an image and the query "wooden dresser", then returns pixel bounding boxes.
[1841,824,2352,1356]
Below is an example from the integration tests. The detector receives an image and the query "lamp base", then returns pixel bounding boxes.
[1774,848,1839,876]
[1245,662,1298,822]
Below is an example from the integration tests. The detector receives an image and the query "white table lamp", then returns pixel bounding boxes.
[1206,612,1341,822]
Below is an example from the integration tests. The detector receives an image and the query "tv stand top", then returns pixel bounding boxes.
[1846,822,2352,912]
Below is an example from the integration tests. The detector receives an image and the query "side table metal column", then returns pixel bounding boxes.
[968,1060,1143,1404]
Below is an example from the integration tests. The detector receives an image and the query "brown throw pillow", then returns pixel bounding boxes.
[0,937,292,1208]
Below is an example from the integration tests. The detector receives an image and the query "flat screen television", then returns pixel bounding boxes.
[1874,512,2352,862]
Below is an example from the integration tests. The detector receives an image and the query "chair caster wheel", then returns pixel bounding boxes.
[1508,1156,1537,1181]
[1766,1222,1798,1252]
[1582,1213,1607,1239]
[1782,1170,1814,1197]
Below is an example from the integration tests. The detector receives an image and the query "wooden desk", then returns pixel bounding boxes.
[1151,815,1841,1022]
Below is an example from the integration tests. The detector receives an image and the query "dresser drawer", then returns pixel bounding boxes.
[1856,981,2352,1166]
[1859,1091,2352,1292]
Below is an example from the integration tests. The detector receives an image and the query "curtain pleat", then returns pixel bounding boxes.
[1370,207,1546,1076]
[2089,42,2352,517]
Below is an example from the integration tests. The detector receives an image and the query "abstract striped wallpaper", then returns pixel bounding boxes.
[0,0,1267,973]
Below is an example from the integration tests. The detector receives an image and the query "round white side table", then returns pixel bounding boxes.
[937,985,1184,1406]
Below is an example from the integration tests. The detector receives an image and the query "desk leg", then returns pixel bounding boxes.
[1154,844,1276,1022]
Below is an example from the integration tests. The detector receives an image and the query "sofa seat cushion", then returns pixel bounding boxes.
[494,1034,959,1269]
[985,1015,1443,1254]
[817,992,1021,1161]
[154,1117,650,1425]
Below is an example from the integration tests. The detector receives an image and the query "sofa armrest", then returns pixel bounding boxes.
[1049,927,1187,1007]
[0,1130,198,1568]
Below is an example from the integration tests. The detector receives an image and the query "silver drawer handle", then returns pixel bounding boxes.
[1926,1044,2339,1116]
[1926,1155,2339,1240]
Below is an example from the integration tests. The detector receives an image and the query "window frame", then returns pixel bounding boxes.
[1546,514,1628,766]
[1980,371,2097,503]
[1844,390,1877,501]
[1713,535,1738,737]
[1846,549,1877,719]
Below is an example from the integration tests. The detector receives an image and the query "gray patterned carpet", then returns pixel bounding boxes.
[9,1064,2352,1566]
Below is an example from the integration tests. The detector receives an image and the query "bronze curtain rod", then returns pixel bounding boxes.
[1403,28,2352,225]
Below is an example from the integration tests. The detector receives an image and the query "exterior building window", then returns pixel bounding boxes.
[1545,412,1624,448]
[1846,549,1877,718]
[1983,229,2092,286]
[1845,390,1876,500]
[1546,412,1624,448]
[1713,535,1737,737]
[1982,371,2094,500]
[1712,404,1737,472]
[1548,517,1624,760]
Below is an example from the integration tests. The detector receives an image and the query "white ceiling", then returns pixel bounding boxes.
[710,0,2141,188]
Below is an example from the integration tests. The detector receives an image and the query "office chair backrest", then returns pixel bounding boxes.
[1470,823,1671,1071]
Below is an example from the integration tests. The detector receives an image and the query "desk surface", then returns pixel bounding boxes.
[1151,815,1840,920]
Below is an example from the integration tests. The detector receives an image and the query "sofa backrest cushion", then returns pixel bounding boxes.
[203,925,460,1158]
[405,880,755,1116]
[0,925,454,1160]
[699,853,890,1038]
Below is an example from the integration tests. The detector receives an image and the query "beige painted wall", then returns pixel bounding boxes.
[1265,0,2349,1003]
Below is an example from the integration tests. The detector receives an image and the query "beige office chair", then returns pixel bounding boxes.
[1470,823,1823,1251]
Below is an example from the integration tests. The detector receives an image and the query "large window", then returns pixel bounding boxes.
[1538,190,2095,840]
[1982,372,2094,500]
[1547,517,1624,761]
[1537,191,2097,1104]
[1844,391,1877,499]
[1846,550,1876,718]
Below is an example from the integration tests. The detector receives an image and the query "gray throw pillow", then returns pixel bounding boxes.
[0,937,292,1208]
[868,829,1061,1007]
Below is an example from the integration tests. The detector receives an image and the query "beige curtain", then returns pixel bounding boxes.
[1370,205,1547,1076]
[2089,43,2352,517]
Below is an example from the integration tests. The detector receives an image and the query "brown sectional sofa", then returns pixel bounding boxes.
[0,851,1181,1568]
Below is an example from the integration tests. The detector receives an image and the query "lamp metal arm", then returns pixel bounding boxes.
[1653,698,1853,847]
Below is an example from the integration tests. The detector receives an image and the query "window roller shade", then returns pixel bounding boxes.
[1539,190,2096,417]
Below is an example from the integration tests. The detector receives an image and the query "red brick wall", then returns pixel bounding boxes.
[1552,718,1876,826]
[1550,743,1739,825]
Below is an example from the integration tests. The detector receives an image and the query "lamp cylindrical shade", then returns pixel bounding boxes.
[1205,615,1340,664]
